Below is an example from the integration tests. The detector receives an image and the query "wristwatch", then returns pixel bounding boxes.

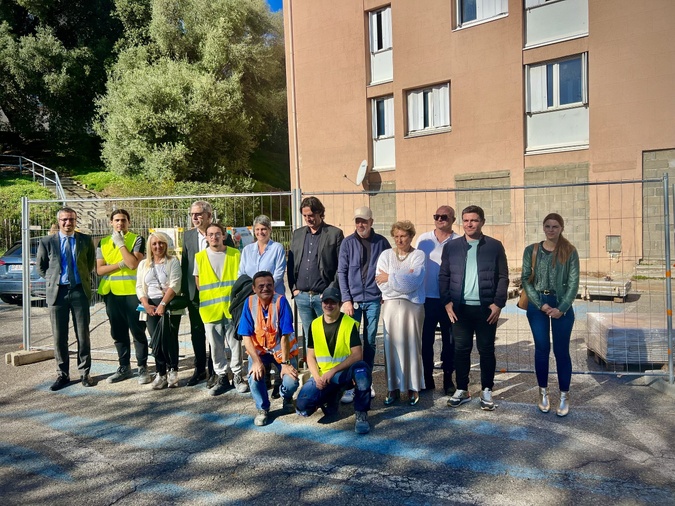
[281,360,291,365]
[159,301,167,307]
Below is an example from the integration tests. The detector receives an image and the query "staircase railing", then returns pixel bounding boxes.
[0,155,66,202]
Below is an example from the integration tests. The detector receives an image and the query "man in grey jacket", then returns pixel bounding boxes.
[337,206,390,402]
[37,207,96,391]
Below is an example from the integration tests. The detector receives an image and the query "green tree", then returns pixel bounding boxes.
[0,1,123,145]
[95,0,286,183]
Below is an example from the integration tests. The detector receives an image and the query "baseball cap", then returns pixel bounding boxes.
[321,287,342,303]
[354,206,373,220]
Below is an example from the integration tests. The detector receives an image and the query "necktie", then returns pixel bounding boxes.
[65,236,76,288]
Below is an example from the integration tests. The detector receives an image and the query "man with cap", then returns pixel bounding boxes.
[416,205,460,394]
[295,287,372,434]
[337,206,390,404]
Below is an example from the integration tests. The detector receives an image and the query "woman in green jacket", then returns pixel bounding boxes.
[521,213,579,417]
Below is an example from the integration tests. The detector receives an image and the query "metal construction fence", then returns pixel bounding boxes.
[20,178,675,384]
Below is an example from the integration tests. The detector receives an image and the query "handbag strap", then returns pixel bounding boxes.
[150,263,167,296]
[527,243,539,284]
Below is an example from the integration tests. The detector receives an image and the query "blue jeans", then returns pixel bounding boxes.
[248,354,300,410]
[296,361,372,415]
[352,301,381,369]
[294,291,323,341]
[526,293,574,391]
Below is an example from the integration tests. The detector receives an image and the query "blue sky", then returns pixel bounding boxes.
[267,0,282,12]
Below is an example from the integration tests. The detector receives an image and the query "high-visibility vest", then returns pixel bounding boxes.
[248,294,298,362]
[98,232,139,296]
[311,314,358,375]
[196,247,240,323]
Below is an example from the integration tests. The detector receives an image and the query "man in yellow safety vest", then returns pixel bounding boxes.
[96,209,149,384]
[295,287,372,434]
[194,222,248,396]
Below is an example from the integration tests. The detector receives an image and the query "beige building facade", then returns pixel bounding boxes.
[284,0,675,272]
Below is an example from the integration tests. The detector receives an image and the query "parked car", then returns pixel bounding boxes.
[0,238,46,305]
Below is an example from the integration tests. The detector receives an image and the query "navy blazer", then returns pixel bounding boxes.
[439,234,509,309]
[37,232,96,305]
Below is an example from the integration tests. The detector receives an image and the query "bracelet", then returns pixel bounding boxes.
[159,301,167,307]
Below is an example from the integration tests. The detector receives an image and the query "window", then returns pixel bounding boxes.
[525,53,589,152]
[456,0,508,28]
[369,6,393,84]
[406,83,450,135]
[527,54,587,113]
[372,96,396,169]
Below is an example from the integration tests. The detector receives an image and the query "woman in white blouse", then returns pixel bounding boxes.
[136,231,183,389]
[238,215,286,295]
[375,220,426,406]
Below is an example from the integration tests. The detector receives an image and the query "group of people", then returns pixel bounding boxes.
[36,196,579,438]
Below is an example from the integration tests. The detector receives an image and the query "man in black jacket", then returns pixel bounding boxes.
[439,205,508,411]
[287,197,344,344]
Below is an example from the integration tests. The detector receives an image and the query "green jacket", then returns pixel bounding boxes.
[521,242,579,314]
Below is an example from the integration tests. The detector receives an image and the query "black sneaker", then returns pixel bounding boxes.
[206,372,218,389]
[186,369,207,387]
[81,374,96,387]
[107,366,133,384]
[254,409,268,426]
[208,374,230,396]
[282,397,295,413]
[50,375,70,391]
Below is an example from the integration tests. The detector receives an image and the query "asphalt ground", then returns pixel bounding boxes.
[1,299,674,506]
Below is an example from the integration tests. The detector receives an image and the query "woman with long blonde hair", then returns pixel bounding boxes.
[521,213,579,416]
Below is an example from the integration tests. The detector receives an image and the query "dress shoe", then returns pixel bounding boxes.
[50,375,70,391]
[206,372,218,389]
[80,375,96,387]
[384,391,399,406]
[186,369,207,387]
[409,392,420,406]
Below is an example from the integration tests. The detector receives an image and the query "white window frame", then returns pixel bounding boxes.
[526,53,588,114]
[455,0,508,29]
[369,6,392,54]
[406,83,451,136]
[372,96,395,140]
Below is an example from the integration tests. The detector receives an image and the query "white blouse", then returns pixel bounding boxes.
[376,248,426,304]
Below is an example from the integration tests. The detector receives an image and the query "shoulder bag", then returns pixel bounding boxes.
[517,243,539,310]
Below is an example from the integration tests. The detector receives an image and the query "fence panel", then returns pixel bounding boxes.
[306,179,672,380]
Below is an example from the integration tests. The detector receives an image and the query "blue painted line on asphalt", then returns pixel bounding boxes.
[4,410,189,450]
[0,441,72,482]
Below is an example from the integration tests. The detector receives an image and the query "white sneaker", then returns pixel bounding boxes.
[167,369,179,388]
[341,388,355,404]
[370,386,376,398]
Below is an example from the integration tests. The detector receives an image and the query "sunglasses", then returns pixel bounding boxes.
[433,214,450,221]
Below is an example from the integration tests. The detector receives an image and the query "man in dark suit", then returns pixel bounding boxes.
[37,207,96,391]
[287,196,344,345]
[181,200,235,386]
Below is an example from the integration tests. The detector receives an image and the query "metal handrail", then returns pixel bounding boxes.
[0,155,66,202]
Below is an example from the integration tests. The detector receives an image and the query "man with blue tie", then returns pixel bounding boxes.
[37,207,96,391]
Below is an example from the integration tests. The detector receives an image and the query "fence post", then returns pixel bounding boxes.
[19,156,22,175]
[667,176,674,385]
[21,197,31,351]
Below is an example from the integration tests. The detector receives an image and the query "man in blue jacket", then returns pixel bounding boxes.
[439,205,508,411]
[337,206,391,403]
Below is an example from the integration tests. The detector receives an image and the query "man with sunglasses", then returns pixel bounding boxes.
[37,207,96,391]
[182,201,235,387]
[416,206,460,395]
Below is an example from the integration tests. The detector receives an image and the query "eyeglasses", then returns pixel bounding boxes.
[433,214,450,221]
[190,212,205,218]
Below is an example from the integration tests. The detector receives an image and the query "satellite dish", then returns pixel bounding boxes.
[355,160,368,186]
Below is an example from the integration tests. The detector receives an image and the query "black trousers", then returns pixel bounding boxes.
[421,297,454,385]
[452,304,497,391]
[104,293,148,368]
[186,298,209,373]
[50,285,91,378]
[146,298,181,375]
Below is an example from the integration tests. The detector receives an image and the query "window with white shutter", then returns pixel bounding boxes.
[406,83,451,136]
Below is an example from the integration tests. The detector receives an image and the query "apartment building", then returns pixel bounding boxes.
[283,0,675,269]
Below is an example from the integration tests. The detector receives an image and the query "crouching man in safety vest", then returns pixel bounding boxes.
[96,209,149,385]
[296,287,372,434]
[194,223,248,396]
[238,271,299,426]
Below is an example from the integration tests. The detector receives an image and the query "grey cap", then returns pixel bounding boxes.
[321,287,342,303]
